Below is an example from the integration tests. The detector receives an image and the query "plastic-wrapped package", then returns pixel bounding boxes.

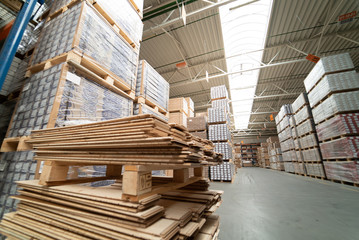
[312,91,359,124]
[136,60,169,111]
[308,71,359,108]
[294,105,312,126]
[280,138,295,152]
[17,20,45,55]
[187,116,207,131]
[209,162,234,181]
[282,150,297,162]
[214,142,233,160]
[211,99,230,113]
[132,0,144,12]
[0,151,37,218]
[323,161,359,183]
[320,136,359,159]
[8,63,133,137]
[0,56,30,97]
[294,138,301,149]
[302,148,322,162]
[304,53,354,93]
[276,104,293,123]
[293,162,305,174]
[292,93,309,113]
[208,124,231,141]
[133,103,169,122]
[210,85,228,100]
[305,163,325,177]
[31,1,138,89]
[296,150,304,162]
[296,119,316,137]
[0,102,17,143]
[278,116,291,133]
[299,133,319,149]
[284,162,295,173]
[208,108,229,124]
[289,116,296,128]
[316,113,359,141]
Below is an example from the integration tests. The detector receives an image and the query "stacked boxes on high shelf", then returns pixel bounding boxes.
[0,0,144,217]
[134,60,169,121]
[235,143,260,167]
[258,143,270,168]
[208,86,235,182]
[303,53,359,185]
[168,97,189,127]
[291,93,325,178]
[266,137,283,170]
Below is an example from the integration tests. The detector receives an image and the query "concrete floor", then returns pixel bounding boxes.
[211,167,359,240]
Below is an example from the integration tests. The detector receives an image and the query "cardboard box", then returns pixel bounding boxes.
[185,97,194,111]
[187,116,207,131]
[169,112,187,127]
[169,97,188,114]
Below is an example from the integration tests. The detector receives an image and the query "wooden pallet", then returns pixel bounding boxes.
[136,96,168,115]
[329,179,359,187]
[0,136,32,152]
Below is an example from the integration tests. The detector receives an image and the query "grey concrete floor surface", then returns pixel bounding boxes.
[210,167,359,240]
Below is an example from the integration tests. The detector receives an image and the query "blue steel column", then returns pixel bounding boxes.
[0,0,38,91]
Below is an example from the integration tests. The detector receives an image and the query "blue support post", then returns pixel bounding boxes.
[0,0,38,92]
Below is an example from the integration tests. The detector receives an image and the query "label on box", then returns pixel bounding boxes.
[66,72,81,85]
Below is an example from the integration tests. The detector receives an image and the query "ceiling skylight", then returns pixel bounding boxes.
[219,0,273,130]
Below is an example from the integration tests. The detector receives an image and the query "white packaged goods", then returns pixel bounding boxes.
[292,93,309,113]
[320,136,359,159]
[304,53,354,93]
[284,162,295,173]
[323,161,359,183]
[276,104,293,123]
[209,162,235,181]
[31,1,139,89]
[294,138,301,149]
[296,119,316,137]
[308,71,359,108]
[312,91,359,124]
[50,0,143,47]
[296,150,304,162]
[278,127,292,143]
[211,99,230,112]
[185,97,194,110]
[305,163,325,177]
[0,57,29,96]
[299,134,319,149]
[136,60,170,111]
[294,105,312,125]
[316,113,359,141]
[293,162,305,174]
[210,85,228,100]
[282,150,297,161]
[208,124,231,141]
[214,142,233,160]
[302,148,322,161]
[208,108,229,123]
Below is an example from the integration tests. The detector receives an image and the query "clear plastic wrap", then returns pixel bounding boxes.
[296,119,316,137]
[282,150,297,162]
[67,165,115,187]
[136,60,169,111]
[211,99,230,113]
[316,113,359,141]
[208,124,231,141]
[214,142,233,160]
[280,138,295,152]
[32,2,138,89]
[133,103,169,122]
[296,150,304,162]
[276,104,293,123]
[320,136,359,159]
[312,91,359,124]
[323,161,359,183]
[294,138,301,149]
[210,85,228,100]
[208,108,229,124]
[304,53,354,93]
[302,148,322,162]
[187,116,207,131]
[299,133,319,149]
[292,93,309,113]
[305,163,325,177]
[17,20,45,55]
[209,162,234,181]
[293,162,305,174]
[278,115,291,133]
[308,71,359,108]
[294,105,312,126]
[8,63,132,137]
[284,162,295,173]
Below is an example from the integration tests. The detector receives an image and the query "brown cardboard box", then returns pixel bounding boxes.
[190,131,207,139]
[187,116,207,131]
[169,112,187,127]
[169,98,188,113]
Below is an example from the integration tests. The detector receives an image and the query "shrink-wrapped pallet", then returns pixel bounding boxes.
[308,71,359,108]
[292,93,309,113]
[284,162,294,173]
[296,119,316,137]
[302,148,322,162]
[169,98,188,114]
[208,108,229,124]
[312,91,359,124]
[214,142,233,160]
[276,104,293,123]
[210,85,228,100]
[208,124,231,141]
[136,60,169,111]
[294,105,312,125]
[304,53,354,92]
[211,99,230,113]
[305,163,325,177]
[299,134,319,149]
[320,136,359,159]
[0,57,29,97]
[316,113,359,141]
[282,150,297,162]
[209,162,235,181]
[31,1,139,89]
[323,161,359,183]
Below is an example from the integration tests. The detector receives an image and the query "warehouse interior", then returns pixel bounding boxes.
[0,0,358,239]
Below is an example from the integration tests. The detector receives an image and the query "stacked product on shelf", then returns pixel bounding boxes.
[168,97,189,127]
[134,60,169,121]
[291,93,324,178]
[187,115,208,139]
[275,105,295,172]
[267,137,283,170]
[235,143,260,167]
[185,97,195,117]
[208,85,235,182]
[303,53,359,185]
[258,143,270,168]
[0,0,143,217]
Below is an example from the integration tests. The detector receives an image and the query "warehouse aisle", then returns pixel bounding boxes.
[211,168,359,240]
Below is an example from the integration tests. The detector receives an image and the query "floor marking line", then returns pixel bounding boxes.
[341,186,359,192]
